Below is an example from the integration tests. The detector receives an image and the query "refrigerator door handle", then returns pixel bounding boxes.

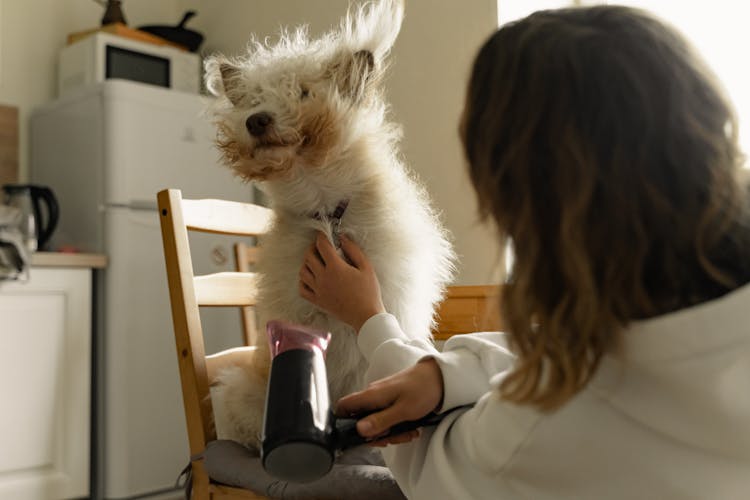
[104,200,159,211]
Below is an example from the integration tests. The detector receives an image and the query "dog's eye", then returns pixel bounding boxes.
[300,87,310,99]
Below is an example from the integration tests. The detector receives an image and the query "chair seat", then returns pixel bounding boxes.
[202,440,406,500]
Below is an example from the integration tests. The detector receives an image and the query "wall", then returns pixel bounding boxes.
[389,1,501,285]
[182,0,502,285]
[0,0,182,182]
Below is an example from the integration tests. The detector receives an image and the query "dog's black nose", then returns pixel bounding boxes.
[246,112,273,137]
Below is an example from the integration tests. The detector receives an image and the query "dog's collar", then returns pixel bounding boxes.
[311,199,350,223]
[311,199,349,247]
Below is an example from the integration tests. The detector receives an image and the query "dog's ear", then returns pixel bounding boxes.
[204,57,244,106]
[340,0,404,62]
[329,50,376,100]
[330,0,403,100]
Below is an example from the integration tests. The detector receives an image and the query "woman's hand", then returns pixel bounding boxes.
[299,232,386,332]
[336,358,445,446]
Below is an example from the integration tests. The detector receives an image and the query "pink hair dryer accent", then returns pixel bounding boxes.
[266,319,331,358]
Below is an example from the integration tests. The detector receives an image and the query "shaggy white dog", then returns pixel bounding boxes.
[205,0,455,450]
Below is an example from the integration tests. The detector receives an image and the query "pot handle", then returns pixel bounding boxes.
[178,10,197,28]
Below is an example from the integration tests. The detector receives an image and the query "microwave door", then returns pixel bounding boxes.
[106,45,171,89]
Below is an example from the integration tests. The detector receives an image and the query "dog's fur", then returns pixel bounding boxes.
[205,0,455,450]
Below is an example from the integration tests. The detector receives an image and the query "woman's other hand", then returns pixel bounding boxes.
[336,358,445,446]
[299,232,386,332]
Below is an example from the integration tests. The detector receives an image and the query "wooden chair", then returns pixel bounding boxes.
[158,188,273,500]
[159,186,504,498]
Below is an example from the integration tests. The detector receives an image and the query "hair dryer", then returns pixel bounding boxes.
[261,320,469,483]
[261,320,334,483]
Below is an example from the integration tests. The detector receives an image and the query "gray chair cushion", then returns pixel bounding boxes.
[202,440,407,500]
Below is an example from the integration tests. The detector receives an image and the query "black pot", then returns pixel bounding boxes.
[138,11,204,52]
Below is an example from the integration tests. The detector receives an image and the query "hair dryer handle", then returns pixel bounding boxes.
[335,404,475,451]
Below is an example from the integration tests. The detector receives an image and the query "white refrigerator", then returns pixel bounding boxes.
[30,80,251,499]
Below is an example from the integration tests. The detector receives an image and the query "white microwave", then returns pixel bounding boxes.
[58,32,201,96]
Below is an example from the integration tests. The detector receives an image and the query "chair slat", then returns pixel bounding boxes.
[234,242,261,345]
[194,272,259,306]
[182,198,273,236]
[235,243,261,271]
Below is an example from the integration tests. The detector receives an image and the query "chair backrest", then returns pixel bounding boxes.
[157,188,273,461]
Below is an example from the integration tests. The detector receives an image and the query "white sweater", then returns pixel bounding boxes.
[356,283,750,500]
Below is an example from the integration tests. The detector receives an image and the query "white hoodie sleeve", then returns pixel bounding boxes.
[355,313,538,500]
[357,313,514,411]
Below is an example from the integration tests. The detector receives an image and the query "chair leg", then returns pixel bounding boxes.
[191,460,212,499]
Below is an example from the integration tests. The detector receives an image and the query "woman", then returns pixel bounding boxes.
[299,5,750,499]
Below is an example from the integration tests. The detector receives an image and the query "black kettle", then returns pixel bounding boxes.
[2,184,59,251]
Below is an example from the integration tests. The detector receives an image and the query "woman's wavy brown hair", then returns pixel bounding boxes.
[461,6,750,410]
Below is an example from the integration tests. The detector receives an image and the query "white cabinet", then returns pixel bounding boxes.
[0,266,93,500]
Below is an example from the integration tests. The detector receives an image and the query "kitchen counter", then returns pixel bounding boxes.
[31,251,107,269]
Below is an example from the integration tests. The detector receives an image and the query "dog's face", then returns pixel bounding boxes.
[205,0,404,183]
